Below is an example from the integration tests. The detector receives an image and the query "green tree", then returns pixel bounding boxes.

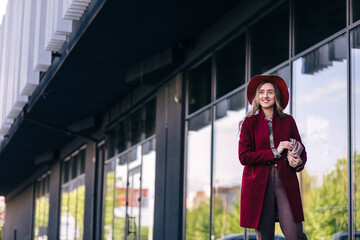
[212,192,243,238]
[354,152,360,232]
[303,157,348,240]
[186,200,210,240]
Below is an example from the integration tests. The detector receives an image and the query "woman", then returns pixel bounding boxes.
[238,75,307,240]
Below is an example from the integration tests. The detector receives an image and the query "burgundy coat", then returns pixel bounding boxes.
[238,110,307,229]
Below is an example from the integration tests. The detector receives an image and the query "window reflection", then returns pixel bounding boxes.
[251,2,289,75]
[144,99,156,138]
[271,65,291,114]
[140,139,156,240]
[353,0,360,22]
[33,175,50,240]
[211,90,245,239]
[114,155,127,240]
[103,160,115,240]
[186,109,211,240]
[294,0,346,54]
[130,110,142,147]
[102,138,156,240]
[59,149,86,240]
[103,98,156,239]
[216,34,246,99]
[351,25,360,236]
[187,59,212,114]
[293,35,348,239]
[127,146,142,240]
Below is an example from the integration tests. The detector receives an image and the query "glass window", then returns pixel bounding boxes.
[103,160,115,240]
[211,90,245,239]
[353,0,360,22]
[144,98,156,138]
[271,65,291,113]
[185,109,211,240]
[216,34,246,98]
[140,138,156,240]
[351,25,360,236]
[127,146,142,240]
[130,109,142,146]
[76,176,86,239]
[63,160,70,184]
[294,0,346,54]
[102,139,156,240]
[187,59,212,114]
[59,149,86,240]
[293,35,348,239]
[103,97,156,239]
[251,2,289,75]
[117,119,129,154]
[80,150,86,174]
[108,98,156,154]
[33,175,50,240]
[114,155,127,240]
[106,131,116,159]
[71,155,78,179]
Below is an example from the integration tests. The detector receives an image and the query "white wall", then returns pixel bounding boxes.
[0,0,92,141]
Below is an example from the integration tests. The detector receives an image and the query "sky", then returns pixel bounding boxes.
[0,0,8,25]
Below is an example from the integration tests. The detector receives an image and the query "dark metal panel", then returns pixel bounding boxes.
[3,185,34,240]
[153,83,168,240]
[83,142,97,240]
[153,75,184,240]
[48,162,61,240]
[164,75,184,240]
[93,143,105,240]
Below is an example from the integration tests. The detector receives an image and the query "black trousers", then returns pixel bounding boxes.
[256,165,307,240]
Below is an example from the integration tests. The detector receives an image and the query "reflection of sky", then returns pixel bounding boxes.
[186,124,211,194]
[140,150,156,228]
[129,146,142,170]
[293,58,347,183]
[214,109,245,188]
[116,157,127,188]
[352,48,360,153]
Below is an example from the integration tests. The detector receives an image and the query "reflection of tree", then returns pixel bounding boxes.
[302,157,349,239]
[186,199,210,240]
[103,171,115,240]
[186,190,243,240]
[34,195,50,239]
[355,152,360,232]
[212,188,242,239]
[60,178,86,240]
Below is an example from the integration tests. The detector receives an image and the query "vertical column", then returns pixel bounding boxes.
[154,74,184,240]
[48,162,62,240]
[83,141,97,240]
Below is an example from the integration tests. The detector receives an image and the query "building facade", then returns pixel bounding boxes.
[0,0,359,239]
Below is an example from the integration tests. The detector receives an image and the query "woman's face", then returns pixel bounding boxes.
[258,83,275,110]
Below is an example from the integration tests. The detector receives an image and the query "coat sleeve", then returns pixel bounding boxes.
[289,116,307,172]
[238,117,274,165]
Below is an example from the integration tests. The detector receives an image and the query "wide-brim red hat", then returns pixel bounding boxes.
[247,75,289,109]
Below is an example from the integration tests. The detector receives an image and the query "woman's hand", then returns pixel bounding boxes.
[277,141,293,155]
[288,153,302,168]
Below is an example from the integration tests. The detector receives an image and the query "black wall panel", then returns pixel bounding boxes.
[83,142,97,240]
[3,185,33,240]
[154,75,184,240]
